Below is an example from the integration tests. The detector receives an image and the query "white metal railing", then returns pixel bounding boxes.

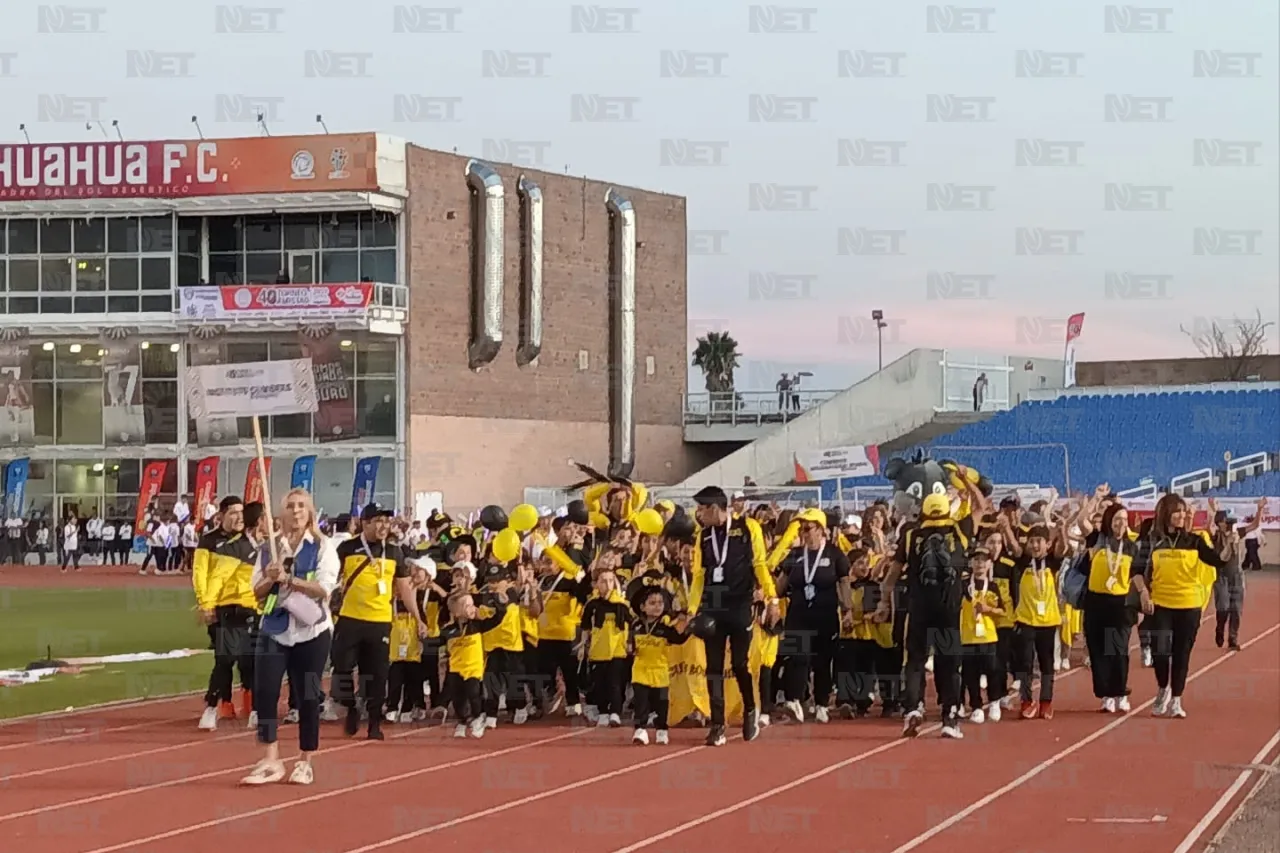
[522,487,583,510]
[1226,452,1272,484]
[1117,483,1160,501]
[649,485,823,509]
[1170,468,1215,496]
[1026,381,1280,401]
[938,351,1013,413]
[682,389,840,427]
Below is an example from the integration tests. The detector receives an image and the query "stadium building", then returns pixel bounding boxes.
[0,133,689,520]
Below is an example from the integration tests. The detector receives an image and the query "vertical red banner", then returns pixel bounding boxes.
[135,461,170,530]
[193,456,220,530]
[245,458,271,506]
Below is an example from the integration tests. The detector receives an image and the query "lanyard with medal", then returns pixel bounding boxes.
[1030,558,1048,616]
[801,544,822,602]
[970,574,989,637]
[362,537,388,597]
[707,521,731,583]
[1104,541,1123,592]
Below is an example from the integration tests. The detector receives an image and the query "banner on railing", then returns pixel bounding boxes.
[1125,497,1280,531]
[179,284,374,321]
[793,445,880,483]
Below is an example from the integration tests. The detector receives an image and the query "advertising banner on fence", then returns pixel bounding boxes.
[291,456,316,492]
[102,341,146,446]
[0,133,379,201]
[351,457,380,515]
[0,342,35,448]
[245,458,271,506]
[793,445,881,483]
[193,456,219,529]
[179,284,374,321]
[135,461,169,531]
[1125,496,1280,531]
[300,331,358,441]
[187,359,318,420]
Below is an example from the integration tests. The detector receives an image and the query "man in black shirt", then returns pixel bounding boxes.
[688,486,779,746]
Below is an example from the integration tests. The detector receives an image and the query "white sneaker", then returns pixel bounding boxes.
[632,729,649,745]
[655,729,669,745]
[1152,687,1171,717]
[987,702,1001,723]
[497,693,508,711]
[385,711,399,724]
[198,706,218,731]
[484,715,497,729]
[453,723,468,739]
[1170,698,1186,719]
[320,699,340,722]
[940,724,964,739]
[288,761,314,785]
[596,715,611,728]
[902,709,924,738]
[784,700,805,722]
[246,711,258,729]
[759,713,771,728]
[1117,696,1131,712]
[1101,697,1117,714]
[608,713,622,727]
[979,674,988,690]
[513,707,529,725]
[1142,647,1153,668]
[970,708,985,724]
[584,704,600,723]
[1000,694,1017,711]
[566,703,582,717]
[814,706,830,724]
[468,717,486,738]
[283,709,300,724]
[239,759,285,786]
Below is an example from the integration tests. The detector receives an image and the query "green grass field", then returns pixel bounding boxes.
[1,587,213,719]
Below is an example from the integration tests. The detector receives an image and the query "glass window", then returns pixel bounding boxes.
[244,216,282,252]
[140,257,171,290]
[75,258,107,291]
[139,216,174,253]
[32,382,54,444]
[106,459,141,495]
[31,346,54,380]
[208,217,242,252]
[320,251,359,283]
[336,339,356,375]
[108,257,139,290]
[55,344,102,379]
[359,340,396,377]
[108,217,139,253]
[41,219,72,253]
[9,219,38,253]
[245,252,285,283]
[56,384,104,444]
[55,459,103,495]
[0,220,5,253]
[9,258,38,291]
[141,343,178,378]
[360,213,397,248]
[41,296,72,313]
[75,296,106,314]
[0,259,5,292]
[141,294,171,312]
[178,253,201,287]
[322,212,360,249]
[41,258,72,291]
[270,339,303,360]
[209,252,243,285]
[142,380,179,443]
[107,295,140,313]
[177,217,201,254]
[271,413,311,439]
[284,214,320,250]
[9,296,37,313]
[74,219,106,254]
[359,249,395,283]
[227,341,269,363]
[357,379,397,437]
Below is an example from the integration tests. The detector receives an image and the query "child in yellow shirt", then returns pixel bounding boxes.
[629,587,690,744]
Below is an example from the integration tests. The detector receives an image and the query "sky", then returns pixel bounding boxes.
[1,2,1276,395]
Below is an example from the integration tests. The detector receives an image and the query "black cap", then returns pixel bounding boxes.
[692,486,728,508]
[565,499,590,526]
[361,502,394,521]
[219,495,243,512]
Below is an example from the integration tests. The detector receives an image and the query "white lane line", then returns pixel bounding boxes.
[1172,729,1280,853]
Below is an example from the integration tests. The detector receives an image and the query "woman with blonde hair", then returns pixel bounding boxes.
[242,487,340,786]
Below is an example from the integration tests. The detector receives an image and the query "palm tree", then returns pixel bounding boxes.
[692,331,741,394]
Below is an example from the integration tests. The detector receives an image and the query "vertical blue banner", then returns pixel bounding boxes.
[291,456,317,492]
[351,457,380,515]
[4,458,30,518]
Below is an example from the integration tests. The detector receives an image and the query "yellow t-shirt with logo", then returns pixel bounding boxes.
[960,581,1001,645]
[1087,538,1135,596]
[1014,560,1062,628]
[335,537,409,623]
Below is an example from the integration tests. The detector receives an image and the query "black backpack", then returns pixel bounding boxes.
[915,529,961,609]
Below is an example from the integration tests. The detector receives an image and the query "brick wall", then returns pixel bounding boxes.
[1075,355,1280,386]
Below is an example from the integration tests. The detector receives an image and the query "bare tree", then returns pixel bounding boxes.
[1181,309,1275,380]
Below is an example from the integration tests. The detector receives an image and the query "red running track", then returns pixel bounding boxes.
[2,575,1276,853]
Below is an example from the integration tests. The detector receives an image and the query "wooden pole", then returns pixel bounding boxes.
[250,415,280,565]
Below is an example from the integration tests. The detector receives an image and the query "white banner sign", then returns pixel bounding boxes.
[793,445,880,482]
[1125,496,1280,530]
[187,359,319,419]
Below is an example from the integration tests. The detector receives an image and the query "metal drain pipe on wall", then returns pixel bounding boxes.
[605,188,636,480]
[465,160,505,369]
[516,176,544,366]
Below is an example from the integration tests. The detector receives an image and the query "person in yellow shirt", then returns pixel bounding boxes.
[1077,503,1146,713]
[629,587,690,744]
[193,496,263,732]
[582,568,631,728]
[441,591,514,739]
[1010,523,1068,720]
[839,548,883,717]
[959,548,1007,723]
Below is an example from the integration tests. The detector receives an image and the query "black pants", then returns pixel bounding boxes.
[143,545,168,573]
[783,610,839,707]
[422,645,443,707]
[482,648,524,717]
[330,617,392,720]
[446,673,482,722]
[992,626,1014,698]
[1148,605,1200,696]
[1016,624,1057,702]
[876,644,903,710]
[387,660,428,714]
[1084,592,1132,699]
[835,638,878,711]
[632,684,670,730]
[541,639,581,706]
[1243,541,1261,571]
[205,605,257,707]
[3,538,21,564]
[254,630,331,751]
[903,603,962,724]
[588,658,627,716]
[60,548,80,571]
[702,605,756,726]
[961,642,998,708]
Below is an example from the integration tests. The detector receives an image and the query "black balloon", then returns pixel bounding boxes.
[689,612,718,640]
[479,505,509,532]
[662,514,695,544]
[565,499,590,526]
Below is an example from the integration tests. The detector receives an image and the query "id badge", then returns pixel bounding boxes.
[712,567,724,583]
[804,583,816,601]
[1036,600,1047,617]
[377,579,388,596]
[974,621,987,638]
[1105,576,1118,592]
[398,644,409,659]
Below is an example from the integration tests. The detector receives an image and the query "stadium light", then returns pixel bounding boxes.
[871,309,887,372]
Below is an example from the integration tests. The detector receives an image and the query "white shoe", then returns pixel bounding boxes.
[970,708,985,724]
[468,718,486,738]
[784,700,805,723]
[497,693,508,711]
[596,715,611,728]
[453,723,468,738]
[198,706,218,731]
[513,707,529,725]
[239,759,285,786]
[288,761,314,785]
[940,724,964,739]
[1142,647,1153,668]
[584,704,600,723]
[1100,697,1117,714]
[484,715,497,729]
[979,674,988,690]
[1117,695,1131,712]
[1152,687,1171,717]
[385,711,399,724]
[283,709,300,724]
[320,699,340,722]
[1170,698,1186,719]
[608,713,622,727]
[814,706,830,724]
[566,703,582,717]
[246,711,258,729]
[632,729,649,745]
[1000,694,1017,711]
[758,713,771,728]
[902,709,924,738]
[987,702,1001,723]
[655,729,669,745]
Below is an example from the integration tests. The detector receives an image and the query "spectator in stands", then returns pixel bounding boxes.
[776,373,792,412]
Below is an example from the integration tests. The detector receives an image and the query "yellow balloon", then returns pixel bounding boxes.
[491,528,521,563]
[509,503,539,533]
[635,508,664,537]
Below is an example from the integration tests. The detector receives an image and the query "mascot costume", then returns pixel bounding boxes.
[884,450,992,524]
